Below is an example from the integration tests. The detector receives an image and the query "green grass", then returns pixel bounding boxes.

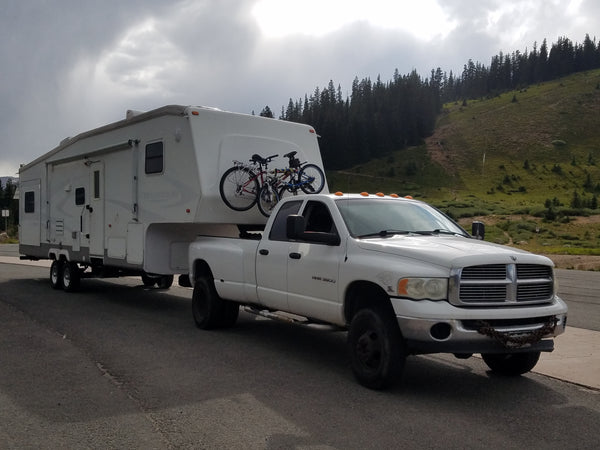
[327,69,600,254]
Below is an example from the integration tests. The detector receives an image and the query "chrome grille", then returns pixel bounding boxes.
[450,263,554,306]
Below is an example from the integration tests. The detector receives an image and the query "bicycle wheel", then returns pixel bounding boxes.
[277,185,299,201]
[219,166,259,211]
[257,183,280,217]
[298,164,325,194]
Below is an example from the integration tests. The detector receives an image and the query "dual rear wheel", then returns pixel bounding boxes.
[49,260,80,292]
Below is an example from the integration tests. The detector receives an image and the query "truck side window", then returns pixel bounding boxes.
[24,191,35,213]
[303,201,336,234]
[75,187,85,205]
[145,141,163,174]
[269,200,302,241]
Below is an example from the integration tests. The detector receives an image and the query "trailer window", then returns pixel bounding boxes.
[145,142,163,174]
[24,191,35,213]
[75,187,85,205]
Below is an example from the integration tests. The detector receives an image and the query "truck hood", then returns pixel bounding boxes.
[354,235,553,269]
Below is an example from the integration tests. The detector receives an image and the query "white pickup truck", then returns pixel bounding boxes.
[188,192,568,389]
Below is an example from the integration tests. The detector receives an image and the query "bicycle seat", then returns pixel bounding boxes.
[251,154,267,164]
[283,151,297,159]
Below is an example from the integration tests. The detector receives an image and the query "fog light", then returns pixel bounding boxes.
[430,322,452,340]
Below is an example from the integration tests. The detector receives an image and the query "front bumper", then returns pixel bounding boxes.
[391,295,568,355]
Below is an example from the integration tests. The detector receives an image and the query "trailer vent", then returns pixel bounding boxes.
[449,264,554,307]
[54,219,64,236]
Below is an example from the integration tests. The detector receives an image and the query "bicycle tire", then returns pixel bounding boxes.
[298,164,325,194]
[257,183,280,217]
[219,166,259,211]
[277,185,299,201]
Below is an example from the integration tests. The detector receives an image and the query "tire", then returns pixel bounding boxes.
[347,306,405,390]
[157,275,174,289]
[141,272,158,287]
[50,260,63,290]
[277,185,299,201]
[219,166,259,211]
[298,164,325,194]
[62,261,81,292]
[192,276,239,329]
[482,351,541,376]
[257,183,280,217]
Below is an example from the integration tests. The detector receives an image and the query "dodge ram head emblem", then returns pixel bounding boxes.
[510,255,517,261]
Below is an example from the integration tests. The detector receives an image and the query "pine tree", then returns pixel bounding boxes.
[259,106,274,118]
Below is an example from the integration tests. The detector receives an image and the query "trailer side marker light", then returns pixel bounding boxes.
[405,195,413,199]
[334,191,344,196]
[376,192,384,197]
[390,193,399,198]
[360,192,369,196]
[309,129,315,133]
[186,209,191,213]
[192,111,199,116]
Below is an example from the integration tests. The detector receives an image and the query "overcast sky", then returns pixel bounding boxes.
[1,0,598,176]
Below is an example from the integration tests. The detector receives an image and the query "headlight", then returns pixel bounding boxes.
[397,277,448,300]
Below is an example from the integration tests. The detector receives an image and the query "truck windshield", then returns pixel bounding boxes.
[335,198,468,238]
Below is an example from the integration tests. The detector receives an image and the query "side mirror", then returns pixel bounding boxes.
[286,214,341,245]
[472,221,485,240]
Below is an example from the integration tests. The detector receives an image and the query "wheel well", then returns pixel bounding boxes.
[49,253,65,262]
[343,281,394,324]
[192,260,213,282]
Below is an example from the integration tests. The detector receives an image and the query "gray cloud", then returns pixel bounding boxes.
[1,0,597,175]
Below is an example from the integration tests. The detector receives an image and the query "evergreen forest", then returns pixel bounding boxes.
[260,35,600,171]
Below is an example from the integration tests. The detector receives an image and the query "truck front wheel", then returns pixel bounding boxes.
[192,276,239,329]
[481,351,541,376]
[347,307,405,390]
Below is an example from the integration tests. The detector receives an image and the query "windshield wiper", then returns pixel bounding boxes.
[413,229,465,236]
[357,230,409,238]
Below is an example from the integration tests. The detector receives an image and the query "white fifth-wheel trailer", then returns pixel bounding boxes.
[18,105,327,290]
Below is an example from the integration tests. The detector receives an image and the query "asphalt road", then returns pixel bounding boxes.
[1,259,599,449]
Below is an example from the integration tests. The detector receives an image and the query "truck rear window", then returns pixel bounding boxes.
[269,200,302,241]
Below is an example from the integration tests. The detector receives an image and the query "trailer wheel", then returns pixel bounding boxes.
[192,276,238,329]
[141,272,158,287]
[347,306,405,390]
[50,260,63,290]
[62,262,81,292]
[482,351,541,376]
[157,275,174,289]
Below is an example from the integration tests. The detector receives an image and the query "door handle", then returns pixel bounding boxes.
[259,249,269,255]
[289,252,301,259]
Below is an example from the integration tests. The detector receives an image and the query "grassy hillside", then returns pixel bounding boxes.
[328,69,600,256]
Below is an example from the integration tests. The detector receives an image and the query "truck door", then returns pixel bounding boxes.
[286,201,343,321]
[255,199,303,311]
[88,161,105,257]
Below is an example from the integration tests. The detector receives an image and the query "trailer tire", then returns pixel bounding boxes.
[141,272,158,287]
[62,262,81,292]
[50,260,63,290]
[192,276,238,329]
[347,306,405,390]
[482,351,541,376]
[157,275,174,289]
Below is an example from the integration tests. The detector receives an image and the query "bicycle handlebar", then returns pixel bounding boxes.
[250,153,279,165]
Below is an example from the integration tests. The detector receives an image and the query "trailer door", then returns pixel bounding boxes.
[19,179,41,246]
[88,161,105,257]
